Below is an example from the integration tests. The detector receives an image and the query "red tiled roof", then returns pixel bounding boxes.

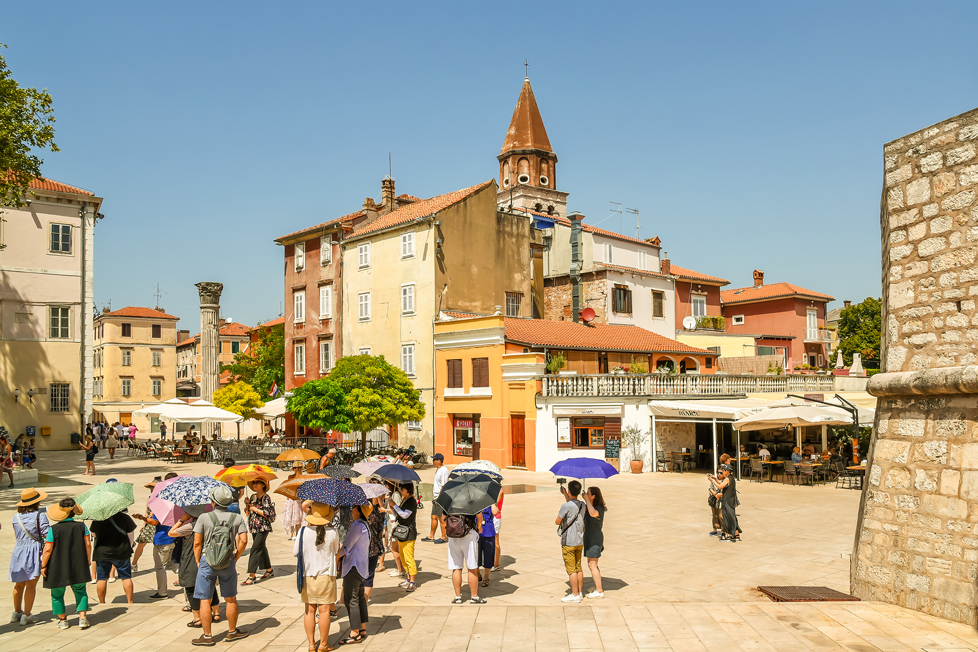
[28,177,95,196]
[397,194,422,203]
[275,209,365,243]
[669,264,730,286]
[177,335,198,348]
[502,318,710,355]
[350,180,494,238]
[548,214,656,247]
[594,262,669,278]
[721,282,835,305]
[99,306,179,320]
[176,322,252,347]
[250,316,285,331]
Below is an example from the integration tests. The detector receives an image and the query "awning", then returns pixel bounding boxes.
[648,398,771,421]
[257,396,289,418]
[552,404,624,417]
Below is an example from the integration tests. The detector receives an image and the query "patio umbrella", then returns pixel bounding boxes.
[452,461,503,481]
[275,448,321,463]
[322,465,361,480]
[352,460,387,476]
[373,464,421,484]
[296,478,369,506]
[733,404,852,432]
[257,396,289,418]
[76,491,133,522]
[360,483,390,500]
[157,476,231,507]
[550,458,620,481]
[215,464,277,487]
[274,474,328,501]
[77,481,135,506]
[434,473,502,515]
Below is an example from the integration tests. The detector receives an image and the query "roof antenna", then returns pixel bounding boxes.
[152,282,166,310]
[626,208,639,240]
[609,201,622,234]
[388,152,392,180]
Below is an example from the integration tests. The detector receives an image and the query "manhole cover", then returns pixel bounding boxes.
[758,586,859,602]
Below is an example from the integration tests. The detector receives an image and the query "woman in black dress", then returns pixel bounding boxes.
[715,464,741,542]
[81,434,97,476]
[582,487,607,598]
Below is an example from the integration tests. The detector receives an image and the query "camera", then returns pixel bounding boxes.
[556,478,567,485]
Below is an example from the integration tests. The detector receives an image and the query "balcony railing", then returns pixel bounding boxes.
[541,373,835,398]
[804,328,833,342]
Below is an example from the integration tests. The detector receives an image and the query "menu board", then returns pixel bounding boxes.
[557,418,571,444]
[604,437,620,459]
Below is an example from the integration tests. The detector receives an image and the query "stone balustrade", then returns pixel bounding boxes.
[541,373,835,397]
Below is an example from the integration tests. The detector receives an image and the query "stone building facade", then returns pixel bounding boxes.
[543,271,609,323]
[854,107,978,624]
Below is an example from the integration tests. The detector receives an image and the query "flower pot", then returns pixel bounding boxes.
[630,460,643,474]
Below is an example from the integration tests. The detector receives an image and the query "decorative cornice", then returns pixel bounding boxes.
[867,366,978,396]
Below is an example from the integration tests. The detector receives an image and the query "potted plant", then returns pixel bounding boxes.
[629,356,649,374]
[621,424,650,474]
[545,351,566,375]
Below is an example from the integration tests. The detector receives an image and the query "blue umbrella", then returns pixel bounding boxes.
[373,464,421,484]
[297,478,368,506]
[550,458,619,481]
[157,476,231,507]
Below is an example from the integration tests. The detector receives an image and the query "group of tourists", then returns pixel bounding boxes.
[1,433,35,488]
[555,480,607,603]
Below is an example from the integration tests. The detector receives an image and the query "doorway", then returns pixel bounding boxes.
[473,419,481,460]
[599,355,609,374]
[511,414,526,467]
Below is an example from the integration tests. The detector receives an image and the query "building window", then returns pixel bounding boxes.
[358,292,371,321]
[49,306,70,339]
[652,291,664,318]
[358,243,371,268]
[637,250,647,271]
[401,344,415,375]
[447,359,463,388]
[152,350,162,367]
[320,235,331,265]
[151,324,161,339]
[692,295,707,318]
[50,223,72,253]
[294,342,305,375]
[705,357,713,369]
[472,358,489,387]
[732,315,745,326]
[231,341,240,354]
[505,292,523,317]
[359,347,371,355]
[294,242,305,271]
[121,379,132,397]
[612,285,632,314]
[122,350,132,366]
[407,420,422,430]
[152,379,162,396]
[319,285,332,318]
[122,323,132,337]
[573,417,604,448]
[401,233,415,258]
[401,284,415,315]
[50,383,70,412]
[320,340,332,373]
[294,291,305,323]
[602,243,613,264]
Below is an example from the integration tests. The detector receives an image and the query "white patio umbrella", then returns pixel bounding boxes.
[733,404,852,432]
[132,398,188,417]
[767,397,875,428]
[257,397,288,418]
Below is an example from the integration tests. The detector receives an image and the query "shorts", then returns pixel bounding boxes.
[300,574,337,605]
[493,517,501,534]
[448,531,479,571]
[431,501,444,518]
[561,545,583,575]
[194,556,238,600]
[96,559,133,581]
[477,536,495,569]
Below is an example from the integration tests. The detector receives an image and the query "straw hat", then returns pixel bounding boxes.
[357,503,373,519]
[47,501,83,522]
[304,502,335,525]
[16,488,46,507]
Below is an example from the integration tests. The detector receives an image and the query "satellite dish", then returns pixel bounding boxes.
[225,317,233,324]
[581,308,596,323]
[682,316,697,330]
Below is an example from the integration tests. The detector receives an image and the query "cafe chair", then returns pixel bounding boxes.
[655,450,668,473]
[749,458,769,483]
[797,463,816,487]
[667,451,683,473]
[782,460,799,486]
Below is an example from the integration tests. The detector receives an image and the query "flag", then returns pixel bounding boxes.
[268,382,279,398]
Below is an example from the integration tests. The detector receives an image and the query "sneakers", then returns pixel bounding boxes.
[110,577,118,583]
[10,611,21,624]
[470,596,487,604]
[452,597,463,604]
[586,591,604,599]
[20,613,35,626]
[191,634,215,646]
[79,617,91,630]
[226,630,249,642]
[388,570,405,578]
[89,578,98,584]
[560,594,583,603]
[58,619,70,630]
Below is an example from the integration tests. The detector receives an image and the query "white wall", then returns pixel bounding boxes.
[591,234,661,272]
[534,399,651,473]
[601,270,676,338]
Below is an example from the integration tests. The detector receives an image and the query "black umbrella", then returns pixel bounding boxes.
[434,473,501,515]
[322,465,361,480]
[373,463,421,484]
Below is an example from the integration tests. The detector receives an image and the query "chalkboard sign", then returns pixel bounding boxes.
[604,437,620,459]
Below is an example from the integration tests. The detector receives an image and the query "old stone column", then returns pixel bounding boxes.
[195,282,223,402]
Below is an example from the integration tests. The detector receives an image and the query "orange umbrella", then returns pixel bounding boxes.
[215,464,277,488]
[275,448,321,462]
[274,473,327,500]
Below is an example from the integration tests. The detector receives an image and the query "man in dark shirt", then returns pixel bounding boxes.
[90,510,137,604]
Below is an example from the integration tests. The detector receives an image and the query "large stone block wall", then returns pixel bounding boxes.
[854,107,978,624]
[543,272,608,322]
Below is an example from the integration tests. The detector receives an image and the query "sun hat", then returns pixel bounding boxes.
[47,501,83,522]
[304,502,335,525]
[357,502,373,519]
[145,475,163,489]
[210,484,233,507]
[16,488,47,507]
[719,463,733,472]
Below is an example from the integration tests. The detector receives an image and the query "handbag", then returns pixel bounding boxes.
[708,493,717,508]
[296,527,305,594]
[391,524,412,542]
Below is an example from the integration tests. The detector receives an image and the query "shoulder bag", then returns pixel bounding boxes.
[557,500,584,536]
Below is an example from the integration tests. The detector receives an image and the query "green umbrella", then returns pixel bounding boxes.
[76,484,135,521]
[77,482,135,504]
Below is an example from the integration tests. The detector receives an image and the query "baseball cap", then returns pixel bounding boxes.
[210,484,233,507]
[432,453,444,461]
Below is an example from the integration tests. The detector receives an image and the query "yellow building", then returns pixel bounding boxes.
[674,331,757,360]
[93,306,179,432]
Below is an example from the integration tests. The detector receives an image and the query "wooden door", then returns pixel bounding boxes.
[472,420,481,460]
[511,415,526,468]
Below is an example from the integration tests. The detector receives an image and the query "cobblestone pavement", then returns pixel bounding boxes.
[0,449,976,651]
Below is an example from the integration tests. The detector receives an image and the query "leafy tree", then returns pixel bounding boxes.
[221,321,284,398]
[836,297,882,366]
[213,381,265,440]
[1,43,59,211]
[287,354,425,448]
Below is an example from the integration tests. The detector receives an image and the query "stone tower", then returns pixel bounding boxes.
[195,282,223,402]
[497,77,569,218]
[853,108,978,624]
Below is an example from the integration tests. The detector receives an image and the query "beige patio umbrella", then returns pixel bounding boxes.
[733,403,852,432]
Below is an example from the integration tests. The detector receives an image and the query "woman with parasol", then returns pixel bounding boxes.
[242,478,276,585]
[293,502,338,652]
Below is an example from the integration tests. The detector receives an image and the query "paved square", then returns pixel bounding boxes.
[1,450,976,651]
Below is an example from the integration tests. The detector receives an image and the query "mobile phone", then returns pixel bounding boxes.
[556,478,567,485]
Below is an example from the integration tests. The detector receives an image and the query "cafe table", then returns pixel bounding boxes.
[846,465,866,489]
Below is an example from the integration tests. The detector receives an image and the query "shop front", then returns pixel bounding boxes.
[535,399,648,473]
[451,415,480,459]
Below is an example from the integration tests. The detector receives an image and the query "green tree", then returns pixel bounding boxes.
[287,354,425,448]
[213,381,265,440]
[837,297,882,366]
[221,321,284,398]
[1,43,59,211]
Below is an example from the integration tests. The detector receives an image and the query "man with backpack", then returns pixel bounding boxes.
[555,480,586,603]
[191,485,249,646]
[445,511,485,604]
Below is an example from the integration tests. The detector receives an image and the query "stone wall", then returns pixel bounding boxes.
[653,421,695,455]
[854,107,978,624]
[543,271,608,322]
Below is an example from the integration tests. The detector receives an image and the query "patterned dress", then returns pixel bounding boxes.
[282,498,303,532]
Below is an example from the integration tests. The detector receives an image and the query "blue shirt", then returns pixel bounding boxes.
[340,519,370,579]
[228,503,240,514]
[152,513,175,545]
[480,507,496,538]
[791,453,803,463]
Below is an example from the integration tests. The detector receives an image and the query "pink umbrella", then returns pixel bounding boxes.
[147,474,201,526]
[352,460,387,476]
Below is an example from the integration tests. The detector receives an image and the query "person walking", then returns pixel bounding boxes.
[160,421,168,440]
[133,497,175,598]
[293,502,339,652]
[716,464,741,542]
[81,434,97,476]
[9,488,49,626]
[41,498,92,630]
[128,423,138,446]
[114,422,126,450]
[363,494,386,604]
[99,424,108,449]
[242,479,275,585]
[386,484,418,592]
[493,492,503,570]
[337,503,371,645]
[192,485,249,646]
[282,463,305,541]
[447,511,484,604]
[90,508,137,604]
[0,436,15,488]
[422,453,448,544]
[582,487,607,599]
[477,502,498,591]
[168,514,220,628]
[556,480,586,603]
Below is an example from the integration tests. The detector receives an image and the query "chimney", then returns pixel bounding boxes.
[844,300,851,308]
[753,269,764,287]
[660,251,671,276]
[362,197,378,222]
[381,177,396,210]
[569,211,585,323]
[177,329,190,344]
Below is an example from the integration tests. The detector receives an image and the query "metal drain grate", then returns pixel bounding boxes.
[758,586,860,602]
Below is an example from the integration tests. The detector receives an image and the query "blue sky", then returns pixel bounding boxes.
[3,1,978,330]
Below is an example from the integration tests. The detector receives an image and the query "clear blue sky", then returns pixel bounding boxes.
[4,1,977,330]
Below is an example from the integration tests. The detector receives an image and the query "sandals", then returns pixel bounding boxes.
[405,582,416,592]
[338,633,365,645]
[212,614,221,623]
[241,577,256,586]
[480,579,489,587]
[183,605,193,612]
[260,569,274,581]
[188,620,202,628]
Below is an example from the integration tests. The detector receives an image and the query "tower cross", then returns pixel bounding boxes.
[524,59,529,78]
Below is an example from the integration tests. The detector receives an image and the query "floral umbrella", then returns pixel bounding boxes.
[452,460,504,480]
[215,464,277,488]
[359,483,390,500]
[322,465,361,480]
[296,478,368,506]
[274,473,328,501]
[157,476,231,507]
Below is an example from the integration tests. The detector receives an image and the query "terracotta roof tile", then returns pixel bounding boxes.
[350,180,494,238]
[99,306,179,320]
[251,316,285,331]
[594,262,669,278]
[275,209,365,243]
[721,282,835,305]
[669,264,730,285]
[176,321,252,347]
[502,318,710,354]
[397,194,422,203]
[548,213,656,247]
[28,177,95,196]
[501,78,553,154]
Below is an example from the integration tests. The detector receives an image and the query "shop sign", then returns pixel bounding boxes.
[454,419,473,428]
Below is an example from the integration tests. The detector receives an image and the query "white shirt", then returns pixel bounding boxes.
[758,448,770,459]
[432,465,450,499]
[293,524,339,577]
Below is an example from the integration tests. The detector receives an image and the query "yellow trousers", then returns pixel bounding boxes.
[398,539,417,576]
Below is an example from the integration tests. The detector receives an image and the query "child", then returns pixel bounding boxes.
[25,439,36,469]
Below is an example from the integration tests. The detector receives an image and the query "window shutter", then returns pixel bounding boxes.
[472,358,489,387]
[604,418,621,440]
[448,359,462,388]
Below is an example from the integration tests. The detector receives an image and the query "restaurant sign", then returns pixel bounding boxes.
[454,419,473,429]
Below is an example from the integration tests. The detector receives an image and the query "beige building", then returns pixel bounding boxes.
[92,306,179,432]
[175,322,250,396]
[0,177,102,450]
